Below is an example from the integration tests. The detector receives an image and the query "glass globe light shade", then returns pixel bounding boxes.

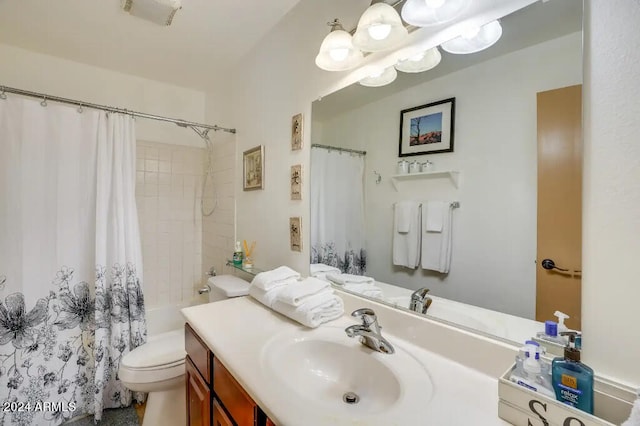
[353,3,408,52]
[395,47,442,73]
[401,0,469,27]
[359,66,398,87]
[440,20,503,54]
[315,27,363,71]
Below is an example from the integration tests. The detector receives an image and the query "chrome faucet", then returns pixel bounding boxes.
[410,287,432,314]
[345,308,395,354]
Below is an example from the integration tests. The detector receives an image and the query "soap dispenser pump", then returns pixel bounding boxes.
[554,311,570,342]
[552,331,594,414]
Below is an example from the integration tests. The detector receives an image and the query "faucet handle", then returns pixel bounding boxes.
[351,308,377,326]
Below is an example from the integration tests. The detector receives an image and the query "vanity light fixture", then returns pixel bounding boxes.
[315,19,364,71]
[359,66,398,87]
[352,1,408,52]
[440,20,503,54]
[395,46,442,73]
[401,0,470,27]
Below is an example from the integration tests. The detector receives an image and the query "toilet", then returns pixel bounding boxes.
[119,275,251,426]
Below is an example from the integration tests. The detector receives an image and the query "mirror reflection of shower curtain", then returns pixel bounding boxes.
[0,97,146,425]
[311,147,366,274]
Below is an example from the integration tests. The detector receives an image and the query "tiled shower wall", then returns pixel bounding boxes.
[136,141,204,309]
[202,135,236,279]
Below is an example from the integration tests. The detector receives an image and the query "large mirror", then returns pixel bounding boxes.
[310,0,583,345]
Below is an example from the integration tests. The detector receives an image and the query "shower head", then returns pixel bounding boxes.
[123,0,181,26]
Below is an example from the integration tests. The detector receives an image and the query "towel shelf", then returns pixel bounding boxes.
[390,170,460,191]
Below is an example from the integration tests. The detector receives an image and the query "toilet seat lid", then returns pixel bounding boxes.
[208,275,250,297]
[122,329,186,369]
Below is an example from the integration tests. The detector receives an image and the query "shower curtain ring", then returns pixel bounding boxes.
[0,87,6,100]
[40,96,47,107]
[77,104,84,113]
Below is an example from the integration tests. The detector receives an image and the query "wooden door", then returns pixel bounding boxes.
[536,85,582,330]
[186,356,211,426]
[213,399,234,426]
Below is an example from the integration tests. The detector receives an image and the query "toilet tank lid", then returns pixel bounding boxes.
[207,275,250,297]
[122,329,185,369]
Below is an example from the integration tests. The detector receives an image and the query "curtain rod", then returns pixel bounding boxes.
[0,85,236,134]
[312,143,366,156]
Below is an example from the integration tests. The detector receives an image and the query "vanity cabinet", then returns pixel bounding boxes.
[185,323,274,426]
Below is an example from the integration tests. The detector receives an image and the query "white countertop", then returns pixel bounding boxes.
[181,297,511,426]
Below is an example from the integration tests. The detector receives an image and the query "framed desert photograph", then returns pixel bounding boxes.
[243,145,264,191]
[290,165,302,200]
[399,97,455,157]
[291,113,303,150]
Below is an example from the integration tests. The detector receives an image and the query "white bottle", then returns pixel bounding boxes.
[554,311,570,343]
[510,341,555,398]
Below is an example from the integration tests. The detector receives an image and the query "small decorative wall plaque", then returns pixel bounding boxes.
[243,145,264,191]
[290,217,302,252]
[290,165,302,200]
[291,113,303,150]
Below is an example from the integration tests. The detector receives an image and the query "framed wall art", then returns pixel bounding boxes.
[243,145,264,191]
[399,97,455,157]
[291,113,303,150]
[290,217,302,252]
[290,165,302,200]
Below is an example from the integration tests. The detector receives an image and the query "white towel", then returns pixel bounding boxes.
[326,273,374,285]
[310,263,341,281]
[249,285,287,308]
[422,201,453,273]
[425,201,446,232]
[623,398,640,426]
[310,263,341,275]
[392,201,421,269]
[272,294,344,328]
[276,277,332,307]
[343,283,383,299]
[251,266,300,291]
[394,202,413,233]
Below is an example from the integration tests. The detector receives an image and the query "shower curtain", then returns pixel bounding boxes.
[0,97,147,425]
[310,147,366,274]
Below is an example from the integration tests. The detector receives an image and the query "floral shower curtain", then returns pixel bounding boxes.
[0,97,147,425]
[310,147,366,274]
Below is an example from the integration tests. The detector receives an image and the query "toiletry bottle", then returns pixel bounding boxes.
[232,241,243,266]
[554,311,570,343]
[536,320,566,345]
[511,341,555,398]
[552,331,594,414]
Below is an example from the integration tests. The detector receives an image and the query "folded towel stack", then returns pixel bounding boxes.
[310,263,341,281]
[249,268,344,328]
[326,273,383,299]
[249,266,300,308]
[272,277,343,328]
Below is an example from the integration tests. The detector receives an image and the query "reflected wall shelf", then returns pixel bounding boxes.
[225,259,264,277]
[390,170,460,191]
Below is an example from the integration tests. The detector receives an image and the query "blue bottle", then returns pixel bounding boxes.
[551,331,594,414]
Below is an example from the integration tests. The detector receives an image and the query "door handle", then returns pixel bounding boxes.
[541,258,570,272]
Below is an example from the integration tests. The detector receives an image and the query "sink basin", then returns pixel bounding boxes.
[260,327,433,419]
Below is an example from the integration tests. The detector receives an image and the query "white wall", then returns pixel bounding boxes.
[0,43,206,147]
[316,33,582,319]
[582,0,640,386]
[231,0,640,385]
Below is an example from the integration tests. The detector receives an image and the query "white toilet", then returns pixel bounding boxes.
[119,275,251,426]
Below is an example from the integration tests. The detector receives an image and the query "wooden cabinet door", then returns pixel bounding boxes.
[186,356,211,426]
[536,84,583,329]
[213,399,234,426]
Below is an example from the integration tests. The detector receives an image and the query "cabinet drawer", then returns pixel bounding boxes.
[213,357,257,426]
[185,323,212,385]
